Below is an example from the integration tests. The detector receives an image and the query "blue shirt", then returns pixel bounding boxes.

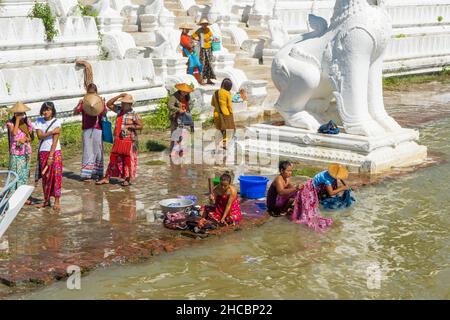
[313,171,336,189]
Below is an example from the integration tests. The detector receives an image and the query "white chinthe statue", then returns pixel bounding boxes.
[272,0,401,137]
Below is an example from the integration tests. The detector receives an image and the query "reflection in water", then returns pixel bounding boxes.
[15,117,450,300]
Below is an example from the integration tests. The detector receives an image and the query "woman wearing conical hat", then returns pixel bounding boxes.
[191,17,216,85]
[179,24,204,85]
[5,102,34,204]
[73,83,107,182]
[290,164,351,231]
[168,83,195,155]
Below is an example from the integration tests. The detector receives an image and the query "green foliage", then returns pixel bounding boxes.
[60,123,82,147]
[78,1,98,18]
[146,140,168,152]
[28,2,59,42]
[394,34,406,39]
[202,116,215,129]
[383,68,450,90]
[438,16,444,22]
[142,98,170,131]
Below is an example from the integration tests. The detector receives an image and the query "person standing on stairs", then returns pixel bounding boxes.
[179,24,204,85]
[191,17,217,85]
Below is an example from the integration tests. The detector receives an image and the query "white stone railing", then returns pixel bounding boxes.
[0,58,167,116]
[272,0,450,34]
[0,16,100,67]
[385,31,450,61]
[386,1,450,27]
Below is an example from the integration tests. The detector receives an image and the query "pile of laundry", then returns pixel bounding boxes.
[163,196,220,234]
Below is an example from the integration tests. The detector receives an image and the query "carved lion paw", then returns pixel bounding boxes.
[344,120,386,137]
[285,111,321,131]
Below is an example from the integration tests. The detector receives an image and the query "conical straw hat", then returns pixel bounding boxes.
[119,94,134,104]
[197,17,211,25]
[82,94,103,116]
[175,83,194,93]
[9,102,31,113]
[328,164,349,180]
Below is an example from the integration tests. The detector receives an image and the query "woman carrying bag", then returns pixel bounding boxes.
[73,83,107,182]
[211,78,235,150]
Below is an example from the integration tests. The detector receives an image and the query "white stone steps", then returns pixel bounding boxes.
[128,32,154,47]
[234,57,260,68]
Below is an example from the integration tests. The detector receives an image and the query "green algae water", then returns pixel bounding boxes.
[13,116,450,300]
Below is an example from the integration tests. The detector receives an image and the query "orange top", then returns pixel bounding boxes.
[180,95,187,113]
[180,33,192,50]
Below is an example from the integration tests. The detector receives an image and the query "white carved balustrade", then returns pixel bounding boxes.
[0,16,99,68]
[0,58,166,117]
[110,0,139,32]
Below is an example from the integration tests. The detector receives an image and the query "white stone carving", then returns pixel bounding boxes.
[239,124,427,174]
[0,58,166,117]
[91,0,125,32]
[140,0,163,33]
[248,0,276,28]
[0,16,99,68]
[272,0,403,137]
[110,0,139,32]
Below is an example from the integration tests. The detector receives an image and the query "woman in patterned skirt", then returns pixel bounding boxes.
[6,102,34,204]
[34,102,63,210]
[192,17,216,85]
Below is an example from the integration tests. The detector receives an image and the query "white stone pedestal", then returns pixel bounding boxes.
[239,124,428,174]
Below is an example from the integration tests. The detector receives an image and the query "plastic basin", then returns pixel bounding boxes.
[238,176,269,199]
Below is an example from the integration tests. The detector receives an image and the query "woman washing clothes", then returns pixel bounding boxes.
[266,161,303,216]
[168,83,195,155]
[313,164,354,210]
[204,172,242,225]
[290,163,351,231]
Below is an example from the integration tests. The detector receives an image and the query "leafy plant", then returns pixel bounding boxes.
[438,16,444,22]
[142,97,170,130]
[77,1,98,18]
[28,2,59,42]
[394,34,406,39]
[146,140,168,152]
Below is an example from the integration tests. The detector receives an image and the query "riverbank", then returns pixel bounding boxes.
[1,79,450,298]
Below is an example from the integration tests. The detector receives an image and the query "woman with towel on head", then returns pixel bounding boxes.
[73,83,107,182]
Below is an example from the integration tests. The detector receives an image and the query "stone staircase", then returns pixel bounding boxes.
[165,0,278,105]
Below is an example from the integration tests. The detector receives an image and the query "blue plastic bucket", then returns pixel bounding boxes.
[238,176,269,199]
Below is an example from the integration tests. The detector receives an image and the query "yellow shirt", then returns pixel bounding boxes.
[212,88,232,117]
[192,27,213,49]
